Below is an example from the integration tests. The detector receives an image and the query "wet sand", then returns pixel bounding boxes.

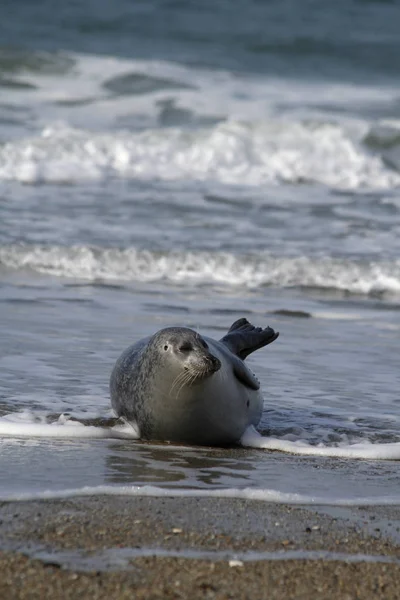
[1,496,400,599]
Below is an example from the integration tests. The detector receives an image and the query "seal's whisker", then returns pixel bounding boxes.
[171,371,186,391]
[169,373,182,395]
[190,372,200,385]
[170,370,190,396]
[170,370,189,396]
[180,371,199,395]
[175,370,195,398]
[198,368,208,381]
[176,369,198,397]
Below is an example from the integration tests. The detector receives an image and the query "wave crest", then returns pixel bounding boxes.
[1,120,399,189]
[1,244,400,295]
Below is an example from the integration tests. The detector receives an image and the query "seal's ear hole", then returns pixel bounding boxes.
[163,345,169,351]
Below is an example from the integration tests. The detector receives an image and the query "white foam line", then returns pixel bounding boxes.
[0,422,138,440]
[1,484,400,506]
[1,244,400,295]
[2,419,400,461]
[240,426,400,460]
[1,118,400,190]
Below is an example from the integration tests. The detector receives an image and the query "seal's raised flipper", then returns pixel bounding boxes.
[220,318,279,360]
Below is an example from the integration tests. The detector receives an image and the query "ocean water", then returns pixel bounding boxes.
[1,0,400,505]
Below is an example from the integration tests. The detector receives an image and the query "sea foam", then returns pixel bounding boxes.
[0,412,138,440]
[1,244,400,296]
[2,50,400,190]
[240,426,400,461]
[1,412,400,462]
[0,120,399,190]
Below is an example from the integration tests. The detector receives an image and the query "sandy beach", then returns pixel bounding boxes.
[1,495,400,599]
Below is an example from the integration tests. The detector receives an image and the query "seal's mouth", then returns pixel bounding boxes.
[184,353,221,379]
[170,355,221,398]
[178,353,221,387]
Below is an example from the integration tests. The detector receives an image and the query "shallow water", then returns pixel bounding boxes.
[14,544,400,573]
[1,0,400,505]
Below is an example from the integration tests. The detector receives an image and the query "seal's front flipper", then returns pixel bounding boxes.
[231,355,260,390]
[221,318,279,360]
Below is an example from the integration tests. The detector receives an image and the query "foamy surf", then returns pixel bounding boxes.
[1,484,399,507]
[1,119,399,190]
[1,244,400,296]
[0,413,138,440]
[1,50,400,190]
[240,426,400,461]
[5,52,399,125]
[2,412,400,461]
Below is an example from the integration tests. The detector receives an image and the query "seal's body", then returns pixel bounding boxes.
[110,318,279,446]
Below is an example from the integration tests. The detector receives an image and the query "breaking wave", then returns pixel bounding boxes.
[1,51,400,190]
[0,120,399,190]
[1,244,400,296]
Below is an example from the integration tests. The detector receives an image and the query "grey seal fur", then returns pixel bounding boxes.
[110,318,279,446]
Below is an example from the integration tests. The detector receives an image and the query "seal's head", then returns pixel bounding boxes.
[153,327,221,388]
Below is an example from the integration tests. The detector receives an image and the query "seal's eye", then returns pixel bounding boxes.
[179,343,192,352]
[163,345,169,351]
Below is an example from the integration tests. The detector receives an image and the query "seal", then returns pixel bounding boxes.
[110,318,279,446]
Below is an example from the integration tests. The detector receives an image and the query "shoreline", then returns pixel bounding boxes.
[1,496,400,599]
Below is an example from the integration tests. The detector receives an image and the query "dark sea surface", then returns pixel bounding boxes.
[0,0,400,503]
